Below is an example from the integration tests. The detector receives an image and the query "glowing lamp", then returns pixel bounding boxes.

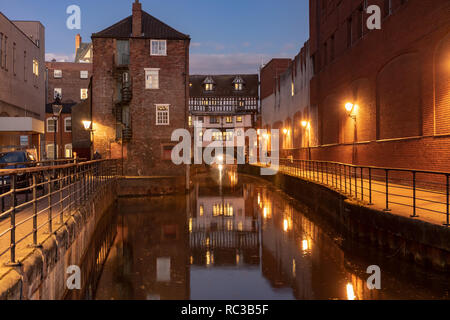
[83,120,92,131]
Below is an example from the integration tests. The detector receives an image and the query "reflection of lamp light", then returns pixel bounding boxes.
[301,121,308,127]
[283,128,288,135]
[302,239,309,251]
[346,283,356,300]
[263,207,267,219]
[283,219,289,232]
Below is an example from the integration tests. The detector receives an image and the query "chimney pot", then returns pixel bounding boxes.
[75,34,82,51]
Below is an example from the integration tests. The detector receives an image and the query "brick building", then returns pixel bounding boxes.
[91,0,190,176]
[307,0,450,171]
[189,74,259,157]
[0,12,45,158]
[45,60,92,159]
[260,42,316,158]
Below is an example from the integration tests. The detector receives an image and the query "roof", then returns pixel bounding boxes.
[92,11,189,40]
[45,102,78,115]
[189,74,259,98]
[75,43,92,63]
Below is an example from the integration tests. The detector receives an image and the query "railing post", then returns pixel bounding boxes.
[345,165,347,194]
[349,167,352,196]
[59,168,64,224]
[32,173,38,246]
[445,174,449,227]
[384,169,391,212]
[368,168,373,205]
[354,166,358,199]
[411,171,418,218]
[360,167,364,201]
[48,172,53,234]
[9,175,17,265]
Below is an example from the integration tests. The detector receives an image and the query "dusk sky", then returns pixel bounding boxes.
[2,0,309,74]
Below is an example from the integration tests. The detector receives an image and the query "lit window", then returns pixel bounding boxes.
[235,83,243,91]
[54,70,62,78]
[150,40,167,56]
[65,144,73,158]
[64,117,72,132]
[291,81,295,96]
[199,205,204,216]
[226,116,233,124]
[32,59,39,76]
[46,144,57,160]
[145,68,159,89]
[188,116,192,127]
[46,118,57,133]
[156,105,169,125]
[80,88,88,100]
[205,83,213,91]
[80,70,88,79]
[236,116,243,123]
[54,88,62,99]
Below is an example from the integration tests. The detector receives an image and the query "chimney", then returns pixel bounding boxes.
[75,34,82,51]
[132,0,142,37]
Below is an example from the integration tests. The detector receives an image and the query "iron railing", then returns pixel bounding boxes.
[258,159,450,227]
[0,159,118,265]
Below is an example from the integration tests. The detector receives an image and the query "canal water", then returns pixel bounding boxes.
[92,168,450,300]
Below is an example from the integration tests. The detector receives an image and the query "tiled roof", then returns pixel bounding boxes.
[75,43,92,63]
[92,11,189,40]
[189,75,259,97]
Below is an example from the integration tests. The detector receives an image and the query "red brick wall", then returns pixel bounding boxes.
[92,37,190,176]
[306,0,450,172]
[260,59,291,100]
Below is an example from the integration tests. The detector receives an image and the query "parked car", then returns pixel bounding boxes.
[0,151,38,191]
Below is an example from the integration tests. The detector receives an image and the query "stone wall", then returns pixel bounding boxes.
[0,180,117,300]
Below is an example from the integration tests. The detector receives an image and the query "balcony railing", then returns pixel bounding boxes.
[0,159,118,265]
[255,159,450,227]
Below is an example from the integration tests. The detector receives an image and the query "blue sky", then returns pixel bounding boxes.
[2,0,309,74]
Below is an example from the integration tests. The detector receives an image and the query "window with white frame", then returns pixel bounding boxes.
[47,118,57,133]
[54,69,62,78]
[64,117,72,132]
[65,144,73,158]
[145,68,159,89]
[46,143,58,160]
[81,88,88,100]
[156,105,169,125]
[80,70,88,79]
[150,40,167,56]
[54,88,62,99]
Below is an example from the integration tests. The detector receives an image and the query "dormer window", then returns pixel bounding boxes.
[203,76,215,92]
[233,76,245,91]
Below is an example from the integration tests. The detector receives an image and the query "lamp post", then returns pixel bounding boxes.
[82,120,94,160]
[345,103,358,163]
[52,96,63,161]
[301,120,311,160]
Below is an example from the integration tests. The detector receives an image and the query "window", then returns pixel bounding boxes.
[226,116,233,124]
[291,81,295,96]
[234,83,243,91]
[210,116,219,124]
[156,105,169,125]
[0,33,2,68]
[47,118,57,133]
[188,116,192,127]
[236,116,243,123]
[65,144,73,158]
[162,144,174,160]
[199,205,204,216]
[64,117,72,132]
[80,88,88,100]
[205,83,213,91]
[54,88,62,99]
[151,40,167,56]
[33,59,39,76]
[23,51,27,81]
[54,69,62,78]
[80,70,88,79]
[145,68,159,89]
[46,144,57,160]
[12,43,16,75]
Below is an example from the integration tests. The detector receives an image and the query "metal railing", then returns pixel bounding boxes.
[0,158,83,170]
[0,159,118,265]
[260,159,450,227]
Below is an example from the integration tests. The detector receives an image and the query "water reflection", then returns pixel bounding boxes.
[94,167,450,300]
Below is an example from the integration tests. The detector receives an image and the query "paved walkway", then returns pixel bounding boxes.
[255,163,450,228]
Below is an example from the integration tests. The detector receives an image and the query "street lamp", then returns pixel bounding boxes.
[345,102,358,163]
[82,119,94,159]
[52,95,63,161]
